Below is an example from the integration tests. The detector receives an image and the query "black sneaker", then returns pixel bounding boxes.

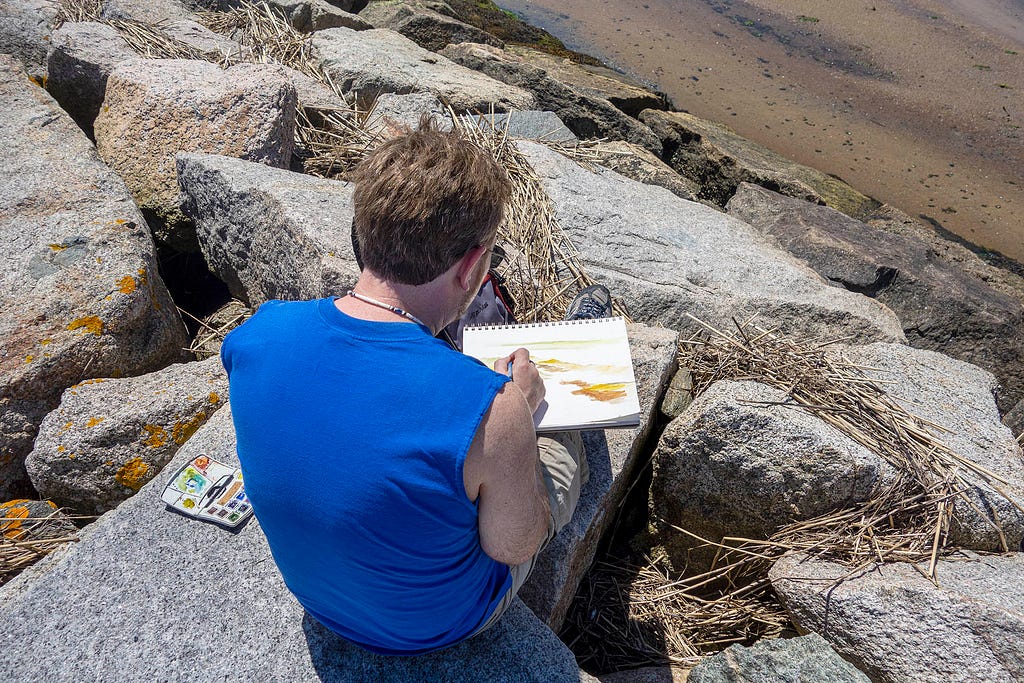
[564,284,613,320]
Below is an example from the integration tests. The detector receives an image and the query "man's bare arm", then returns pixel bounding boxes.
[463,353,550,566]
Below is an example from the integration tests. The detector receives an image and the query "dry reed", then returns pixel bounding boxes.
[0,511,84,586]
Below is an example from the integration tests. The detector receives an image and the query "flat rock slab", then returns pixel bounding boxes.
[177,153,361,305]
[0,58,187,498]
[770,552,1024,683]
[488,110,577,143]
[519,324,678,629]
[687,632,870,683]
[441,42,662,154]
[505,44,667,118]
[0,408,597,682]
[95,58,297,252]
[641,110,880,218]
[27,357,228,515]
[312,27,534,112]
[517,141,904,345]
[728,182,1024,415]
[828,343,1024,551]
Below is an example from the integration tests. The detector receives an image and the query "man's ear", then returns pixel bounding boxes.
[455,244,489,291]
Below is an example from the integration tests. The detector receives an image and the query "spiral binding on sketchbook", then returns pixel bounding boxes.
[467,316,624,330]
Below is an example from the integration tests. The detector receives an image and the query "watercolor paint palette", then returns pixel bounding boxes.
[161,454,254,528]
[463,316,641,432]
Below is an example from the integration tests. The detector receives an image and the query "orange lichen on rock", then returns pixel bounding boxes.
[25,355,33,363]
[67,316,104,336]
[117,275,136,294]
[115,457,149,491]
[57,445,65,453]
[0,500,31,539]
[172,412,207,445]
[208,392,220,404]
[85,417,105,428]
[142,425,167,448]
[48,243,68,251]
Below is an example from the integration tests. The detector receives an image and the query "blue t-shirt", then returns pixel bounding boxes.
[221,298,512,655]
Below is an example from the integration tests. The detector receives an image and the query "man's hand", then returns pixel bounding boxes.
[494,348,545,415]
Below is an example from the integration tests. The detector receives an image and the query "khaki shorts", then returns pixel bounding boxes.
[471,431,588,636]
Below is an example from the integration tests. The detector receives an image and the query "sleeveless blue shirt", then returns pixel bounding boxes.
[221,298,512,655]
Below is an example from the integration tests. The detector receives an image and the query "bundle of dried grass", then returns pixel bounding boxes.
[295,102,385,179]
[197,0,323,79]
[564,552,789,673]
[451,109,629,322]
[54,0,102,25]
[0,512,80,586]
[179,300,252,360]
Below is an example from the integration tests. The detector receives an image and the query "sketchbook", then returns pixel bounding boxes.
[462,317,641,432]
[161,454,254,528]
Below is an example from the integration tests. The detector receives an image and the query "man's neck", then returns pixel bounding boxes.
[337,271,450,335]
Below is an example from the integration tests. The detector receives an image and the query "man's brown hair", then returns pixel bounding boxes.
[351,118,512,285]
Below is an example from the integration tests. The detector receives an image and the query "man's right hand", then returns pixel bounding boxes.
[495,348,545,415]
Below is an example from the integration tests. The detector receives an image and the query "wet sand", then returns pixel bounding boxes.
[497,0,1024,262]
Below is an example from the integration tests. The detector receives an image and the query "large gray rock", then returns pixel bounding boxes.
[370,91,451,132]
[0,57,187,499]
[641,110,880,218]
[505,44,668,118]
[834,343,1024,551]
[770,552,1024,683]
[651,380,894,571]
[0,408,598,682]
[687,632,870,683]
[177,153,361,305]
[94,59,297,252]
[361,0,502,52]
[160,18,248,59]
[728,183,1024,415]
[312,27,534,112]
[0,0,58,80]
[519,324,677,629]
[1005,399,1024,439]
[488,110,577,143]
[441,42,662,155]
[517,141,905,345]
[591,140,699,202]
[99,0,192,24]
[45,22,138,137]
[26,357,228,515]
[267,0,372,32]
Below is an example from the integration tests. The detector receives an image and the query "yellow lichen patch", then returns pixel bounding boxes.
[41,338,52,345]
[1,506,29,539]
[60,421,73,432]
[208,392,220,404]
[117,275,136,294]
[105,460,113,466]
[85,416,105,428]
[67,316,104,336]
[115,219,127,225]
[48,243,68,251]
[142,425,167,448]
[115,457,149,491]
[25,355,33,363]
[57,445,65,453]
[68,453,76,459]
[137,267,148,284]
[171,412,207,445]
[0,499,30,509]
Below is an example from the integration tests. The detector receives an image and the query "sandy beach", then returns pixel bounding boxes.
[497,0,1024,262]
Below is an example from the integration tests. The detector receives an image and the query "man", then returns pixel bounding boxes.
[222,120,610,655]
